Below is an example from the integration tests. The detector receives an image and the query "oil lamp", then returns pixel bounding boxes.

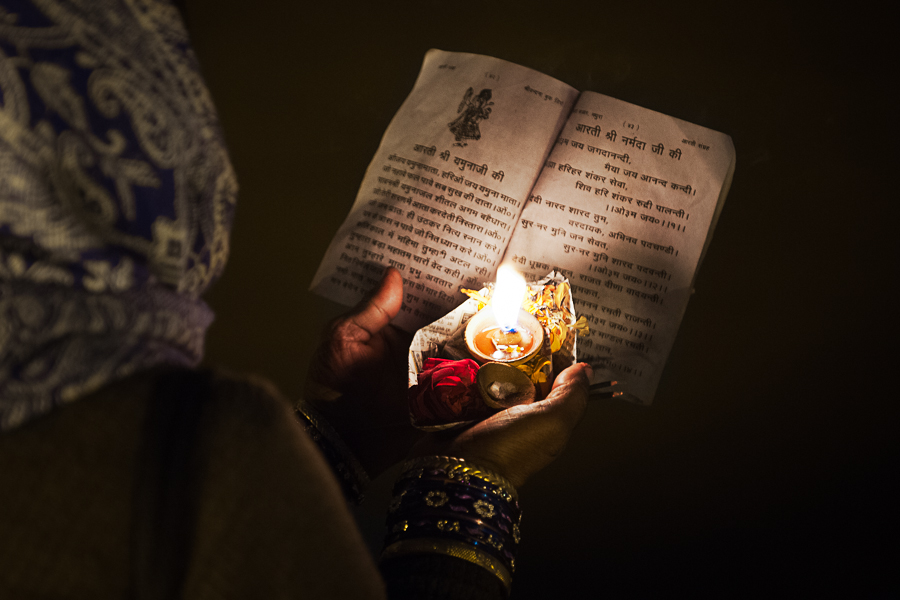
[464,265,544,365]
[408,268,577,429]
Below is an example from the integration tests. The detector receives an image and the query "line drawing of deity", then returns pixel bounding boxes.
[448,87,493,146]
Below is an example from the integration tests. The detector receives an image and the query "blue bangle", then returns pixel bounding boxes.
[382,456,521,593]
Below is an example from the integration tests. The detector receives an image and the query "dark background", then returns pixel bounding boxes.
[184,1,896,596]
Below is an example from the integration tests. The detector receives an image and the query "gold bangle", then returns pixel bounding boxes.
[381,537,513,593]
[400,456,519,503]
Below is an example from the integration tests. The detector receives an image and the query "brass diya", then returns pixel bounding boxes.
[464,307,544,366]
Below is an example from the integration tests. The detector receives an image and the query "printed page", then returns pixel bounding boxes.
[503,92,736,405]
[310,49,578,331]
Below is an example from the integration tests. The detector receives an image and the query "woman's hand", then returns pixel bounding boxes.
[305,266,591,487]
[411,362,592,488]
[304,268,421,478]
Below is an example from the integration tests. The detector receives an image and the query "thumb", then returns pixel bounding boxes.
[472,362,591,446]
[541,361,591,428]
[499,362,591,434]
[347,267,404,336]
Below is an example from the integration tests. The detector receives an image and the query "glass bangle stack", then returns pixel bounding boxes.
[382,456,522,594]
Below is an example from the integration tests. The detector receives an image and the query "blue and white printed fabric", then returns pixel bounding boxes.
[0,0,237,430]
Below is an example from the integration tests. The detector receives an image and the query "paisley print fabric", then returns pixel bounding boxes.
[0,0,237,429]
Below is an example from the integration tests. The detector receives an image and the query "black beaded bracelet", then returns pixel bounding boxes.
[295,403,369,504]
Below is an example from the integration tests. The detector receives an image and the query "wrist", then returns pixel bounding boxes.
[381,456,522,596]
[295,402,370,503]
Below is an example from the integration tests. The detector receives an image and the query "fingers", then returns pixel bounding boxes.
[409,363,593,488]
[467,362,590,445]
[462,363,592,486]
[346,267,404,336]
[513,362,591,432]
[551,361,593,391]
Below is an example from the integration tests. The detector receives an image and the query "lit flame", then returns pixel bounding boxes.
[493,264,526,331]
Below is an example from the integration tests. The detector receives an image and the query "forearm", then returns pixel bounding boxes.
[292,403,519,599]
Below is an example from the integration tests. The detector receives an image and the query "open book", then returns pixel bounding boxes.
[310,50,735,405]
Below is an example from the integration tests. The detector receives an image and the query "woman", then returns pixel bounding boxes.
[0,1,590,597]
